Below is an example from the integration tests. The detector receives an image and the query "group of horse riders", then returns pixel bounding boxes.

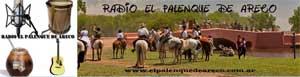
[77,22,217,68]
[78,21,217,55]
[78,26,103,68]
[124,22,215,53]
[78,26,102,48]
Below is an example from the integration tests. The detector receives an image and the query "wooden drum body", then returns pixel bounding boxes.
[46,0,73,34]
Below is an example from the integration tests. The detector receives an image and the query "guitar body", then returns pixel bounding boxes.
[50,56,65,75]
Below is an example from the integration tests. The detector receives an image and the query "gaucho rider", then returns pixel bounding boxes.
[116,29,127,47]
[93,26,102,41]
[159,26,172,45]
[131,23,151,52]
[192,24,201,39]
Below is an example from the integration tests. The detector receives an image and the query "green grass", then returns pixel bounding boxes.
[78,48,300,76]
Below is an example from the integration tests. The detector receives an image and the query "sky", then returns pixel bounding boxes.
[83,0,300,31]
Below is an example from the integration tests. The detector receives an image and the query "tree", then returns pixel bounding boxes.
[289,7,300,33]
[78,0,86,15]
[249,12,276,30]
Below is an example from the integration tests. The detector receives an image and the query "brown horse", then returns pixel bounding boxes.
[149,37,156,51]
[91,37,103,61]
[199,37,212,61]
[112,35,127,59]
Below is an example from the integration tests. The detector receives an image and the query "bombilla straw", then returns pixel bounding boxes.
[8,39,16,49]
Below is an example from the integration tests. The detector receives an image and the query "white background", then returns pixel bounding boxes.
[0,0,77,76]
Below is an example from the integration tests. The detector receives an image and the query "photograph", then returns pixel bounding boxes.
[77,0,300,76]
[0,0,299,76]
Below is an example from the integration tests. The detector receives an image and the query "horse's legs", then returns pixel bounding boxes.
[113,47,116,59]
[99,48,102,61]
[153,42,156,51]
[164,51,167,58]
[176,48,181,64]
[96,49,100,60]
[192,50,196,62]
[116,48,119,59]
[122,49,125,59]
[178,50,182,64]
[121,48,125,59]
[120,48,123,59]
[78,63,80,69]
[207,51,210,61]
[173,49,177,64]
[180,50,184,63]
[92,48,95,61]
[159,51,164,64]
[201,49,204,59]
[205,50,210,61]
[144,51,147,60]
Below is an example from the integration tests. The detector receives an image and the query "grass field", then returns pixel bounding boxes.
[78,48,300,76]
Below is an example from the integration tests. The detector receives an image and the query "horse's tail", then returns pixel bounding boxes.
[78,39,88,51]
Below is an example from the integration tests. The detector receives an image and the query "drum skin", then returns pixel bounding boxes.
[6,48,33,76]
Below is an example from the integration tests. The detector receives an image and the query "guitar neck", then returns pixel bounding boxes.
[56,38,60,60]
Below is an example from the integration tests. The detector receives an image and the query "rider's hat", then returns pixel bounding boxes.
[140,23,146,28]
[164,26,169,29]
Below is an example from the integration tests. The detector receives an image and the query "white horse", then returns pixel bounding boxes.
[159,36,183,64]
[134,40,148,68]
[180,38,202,62]
[91,37,103,61]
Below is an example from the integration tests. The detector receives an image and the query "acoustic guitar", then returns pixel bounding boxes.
[50,38,65,75]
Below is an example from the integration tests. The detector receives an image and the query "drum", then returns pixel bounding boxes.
[46,0,73,34]
[6,48,33,76]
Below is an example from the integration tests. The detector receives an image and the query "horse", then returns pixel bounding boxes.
[158,36,183,64]
[78,39,87,69]
[149,30,160,51]
[134,40,148,68]
[91,36,103,61]
[180,38,202,62]
[199,37,212,61]
[112,35,127,59]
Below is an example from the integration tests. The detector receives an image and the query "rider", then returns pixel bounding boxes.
[181,26,188,39]
[93,26,102,41]
[150,26,159,40]
[80,27,91,48]
[116,29,127,47]
[131,23,151,52]
[160,26,172,44]
[208,35,216,55]
[192,27,200,39]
